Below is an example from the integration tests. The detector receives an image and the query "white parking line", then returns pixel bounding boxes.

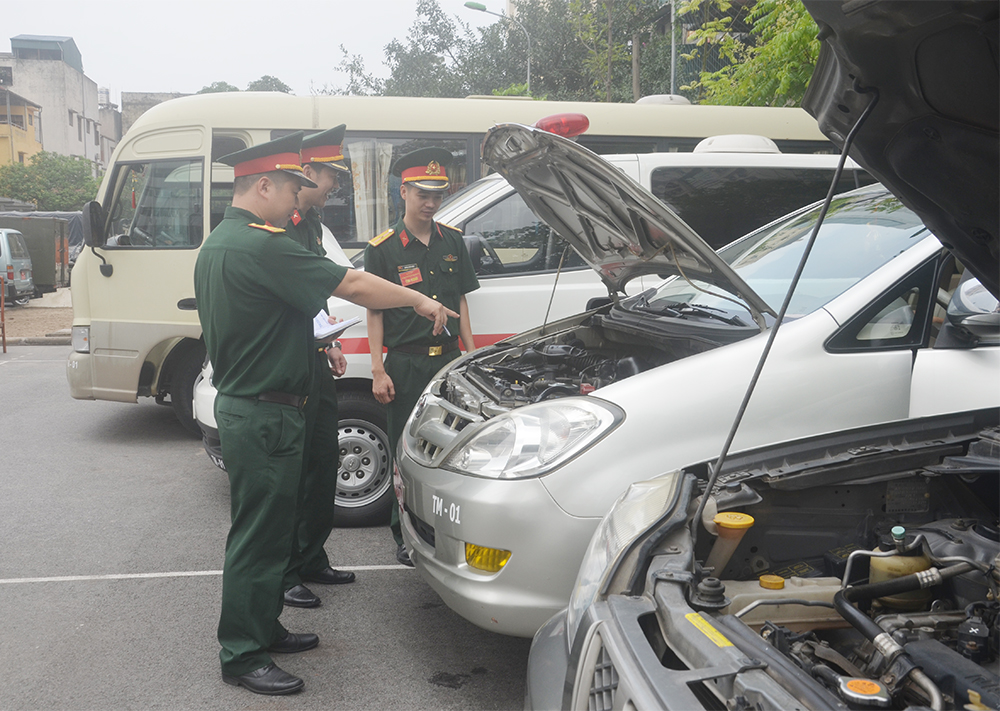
[0,564,411,584]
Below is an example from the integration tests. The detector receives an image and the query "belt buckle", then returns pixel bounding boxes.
[428,345,443,356]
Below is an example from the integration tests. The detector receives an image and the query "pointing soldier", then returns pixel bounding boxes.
[195,133,456,695]
[364,147,479,566]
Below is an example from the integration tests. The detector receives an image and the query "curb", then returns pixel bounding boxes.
[3,336,72,346]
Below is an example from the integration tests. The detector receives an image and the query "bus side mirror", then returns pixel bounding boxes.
[82,201,113,277]
[82,201,106,248]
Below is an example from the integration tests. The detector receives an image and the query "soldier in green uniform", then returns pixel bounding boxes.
[280,125,357,611]
[364,147,479,566]
[195,133,456,696]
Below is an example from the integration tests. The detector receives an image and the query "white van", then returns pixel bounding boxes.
[68,93,835,438]
[0,229,34,305]
[194,135,874,526]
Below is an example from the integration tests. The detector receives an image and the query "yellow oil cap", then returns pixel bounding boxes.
[713,512,755,530]
[759,574,785,590]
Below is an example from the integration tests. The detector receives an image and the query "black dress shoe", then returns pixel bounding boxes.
[283,584,321,608]
[222,663,304,695]
[396,544,415,567]
[269,631,319,654]
[303,567,356,585]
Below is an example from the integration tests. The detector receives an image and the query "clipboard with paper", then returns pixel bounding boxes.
[313,313,361,340]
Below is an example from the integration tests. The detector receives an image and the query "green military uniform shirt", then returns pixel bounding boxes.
[363,217,479,346]
[285,208,326,258]
[194,206,347,397]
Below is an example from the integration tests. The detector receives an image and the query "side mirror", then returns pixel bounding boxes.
[82,201,106,248]
[956,311,1000,339]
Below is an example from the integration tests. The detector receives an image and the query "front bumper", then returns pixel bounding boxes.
[398,450,601,638]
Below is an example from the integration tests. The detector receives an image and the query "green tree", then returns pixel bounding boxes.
[197,81,240,94]
[246,75,293,93]
[681,0,819,106]
[0,152,101,211]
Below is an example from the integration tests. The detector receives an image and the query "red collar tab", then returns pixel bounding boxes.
[399,229,410,248]
[291,209,302,226]
[401,161,448,184]
[233,151,304,178]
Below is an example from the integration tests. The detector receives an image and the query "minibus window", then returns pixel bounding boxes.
[105,158,206,249]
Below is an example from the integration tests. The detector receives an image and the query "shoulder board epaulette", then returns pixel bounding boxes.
[249,223,286,234]
[369,228,395,246]
[438,221,463,234]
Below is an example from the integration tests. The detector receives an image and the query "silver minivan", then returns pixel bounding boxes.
[0,229,34,305]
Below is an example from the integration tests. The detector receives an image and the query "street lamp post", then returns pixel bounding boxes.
[464,1,531,95]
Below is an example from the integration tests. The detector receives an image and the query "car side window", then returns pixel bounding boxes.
[104,158,205,249]
[826,259,940,352]
[463,192,585,277]
[650,166,876,250]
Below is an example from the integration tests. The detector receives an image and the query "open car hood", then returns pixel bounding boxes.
[482,124,775,325]
[802,0,999,297]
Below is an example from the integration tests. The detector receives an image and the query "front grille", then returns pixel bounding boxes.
[415,409,474,461]
[406,506,435,548]
[589,643,619,711]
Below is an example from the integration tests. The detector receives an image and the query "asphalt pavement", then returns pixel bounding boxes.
[0,345,531,710]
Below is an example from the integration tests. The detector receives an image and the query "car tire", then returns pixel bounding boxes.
[334,389,393,527]
[12,296,29,306]
[171,344,206,437]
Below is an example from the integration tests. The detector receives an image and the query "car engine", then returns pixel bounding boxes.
[692,425,1000,710]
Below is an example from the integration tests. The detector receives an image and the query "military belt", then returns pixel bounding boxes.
[256,391,308,409]
[390,340,459,357]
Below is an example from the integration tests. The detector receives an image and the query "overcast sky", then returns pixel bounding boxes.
[2,0,499,104]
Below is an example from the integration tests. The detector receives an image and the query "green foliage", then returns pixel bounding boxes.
[324,0,668,102]
[197,81,240,94]
[0,152,101,211]
[680,0,819,106]
[492,82,533,98]
[246,75,293,93]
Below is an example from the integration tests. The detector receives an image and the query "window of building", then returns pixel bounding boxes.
[68,110,74,126]
[78,115,82,141]
[86,119,91,134]
[18,152,25,164]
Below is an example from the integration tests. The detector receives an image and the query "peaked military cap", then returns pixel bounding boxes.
[218,131,317,188]
[392,147,453,192]
[301,124,350,173]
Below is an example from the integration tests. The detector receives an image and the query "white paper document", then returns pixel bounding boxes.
[313,313,361,340]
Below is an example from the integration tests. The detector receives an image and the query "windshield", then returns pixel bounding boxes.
[634,190,929,321]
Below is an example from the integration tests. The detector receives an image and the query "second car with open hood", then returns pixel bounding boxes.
[395,122,998,638]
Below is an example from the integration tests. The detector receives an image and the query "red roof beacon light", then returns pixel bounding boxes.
[533,113,590,139]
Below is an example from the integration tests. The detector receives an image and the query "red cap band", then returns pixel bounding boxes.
[301,145,344,165]
[233,151,303,178]
[401,164,448,183]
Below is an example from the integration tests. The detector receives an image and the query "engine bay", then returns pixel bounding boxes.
[449,312,720,410]
[685,424,1000,710]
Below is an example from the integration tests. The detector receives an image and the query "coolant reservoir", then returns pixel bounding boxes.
[704,512,754,575]
[723,576,846,631]
[869,527,933,611]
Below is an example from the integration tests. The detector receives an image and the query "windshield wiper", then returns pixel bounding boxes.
[635,299,749,327]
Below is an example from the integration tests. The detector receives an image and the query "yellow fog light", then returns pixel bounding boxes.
[465,543,511,573]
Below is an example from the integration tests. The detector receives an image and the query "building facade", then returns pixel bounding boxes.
[0,35,120,171]
[0,88,43,166]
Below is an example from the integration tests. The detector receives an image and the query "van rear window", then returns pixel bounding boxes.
[650,166,876,249]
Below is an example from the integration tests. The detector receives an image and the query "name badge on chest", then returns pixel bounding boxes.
[398,263,422,286]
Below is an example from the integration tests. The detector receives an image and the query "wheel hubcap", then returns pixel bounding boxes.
[335,419,391,509]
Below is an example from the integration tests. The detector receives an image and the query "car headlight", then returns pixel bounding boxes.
[565,473,684,646]
[440,398,622,479]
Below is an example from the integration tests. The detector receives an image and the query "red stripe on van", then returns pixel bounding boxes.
[337,333,514,355]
